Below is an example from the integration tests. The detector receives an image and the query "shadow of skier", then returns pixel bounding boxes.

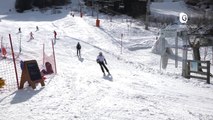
[103,74,113,82]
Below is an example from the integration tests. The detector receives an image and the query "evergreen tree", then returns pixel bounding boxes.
[15,0,71,12]
[123,0,147,17]
[15,0,34,12]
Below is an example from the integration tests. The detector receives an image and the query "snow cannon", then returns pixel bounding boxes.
[2,47,7,58]
[96,19,100,27]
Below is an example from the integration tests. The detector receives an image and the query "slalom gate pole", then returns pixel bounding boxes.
[52,39,57,74]
[43,43,45,66]
[19,34,21,53]
[9,34,19,89]
[1,36,3,53]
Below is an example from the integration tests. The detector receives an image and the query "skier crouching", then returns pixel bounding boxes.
[96,52,110,76]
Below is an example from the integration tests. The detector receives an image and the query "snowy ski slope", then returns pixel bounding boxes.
[0,0,213,120]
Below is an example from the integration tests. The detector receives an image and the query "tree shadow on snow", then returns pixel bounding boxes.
[10,87,43,104]
[103,74,113,82]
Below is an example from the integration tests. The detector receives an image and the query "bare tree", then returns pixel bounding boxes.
[188,35,203,71]
[187,19,213,72]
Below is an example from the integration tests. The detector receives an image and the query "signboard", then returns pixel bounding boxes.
[190,61,198,72]
[161,29,177,38]
[19,60,44,89]
[26,62,42,81]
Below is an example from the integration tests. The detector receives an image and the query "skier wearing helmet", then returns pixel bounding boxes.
[96,52,110,76]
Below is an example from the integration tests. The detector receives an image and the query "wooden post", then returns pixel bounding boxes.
[9,34,19,89]
[182,31,188,77]
[207,61,210,84]
[175,32,178,68]
[212,46,213,64]
[160,33,165,70]
[187,61,190,79]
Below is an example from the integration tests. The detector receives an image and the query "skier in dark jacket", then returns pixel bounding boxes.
[76,42,81,57]
[36,26,39,31]
[96,52,110,76]
[54,30,57,39]
[18,27,21,33]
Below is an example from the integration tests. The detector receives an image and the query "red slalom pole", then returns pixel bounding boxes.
[9,34,19,89]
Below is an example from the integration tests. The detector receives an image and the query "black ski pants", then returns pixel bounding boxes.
[77,49,81,57]
[99,62,109,73]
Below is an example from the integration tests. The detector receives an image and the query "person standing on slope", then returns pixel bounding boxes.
[30,32,34,39]
[96,52,110,76]
[53,30,57,39]
[18,27,21,33]
[36,26,39,31]
[76,42,81,58]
